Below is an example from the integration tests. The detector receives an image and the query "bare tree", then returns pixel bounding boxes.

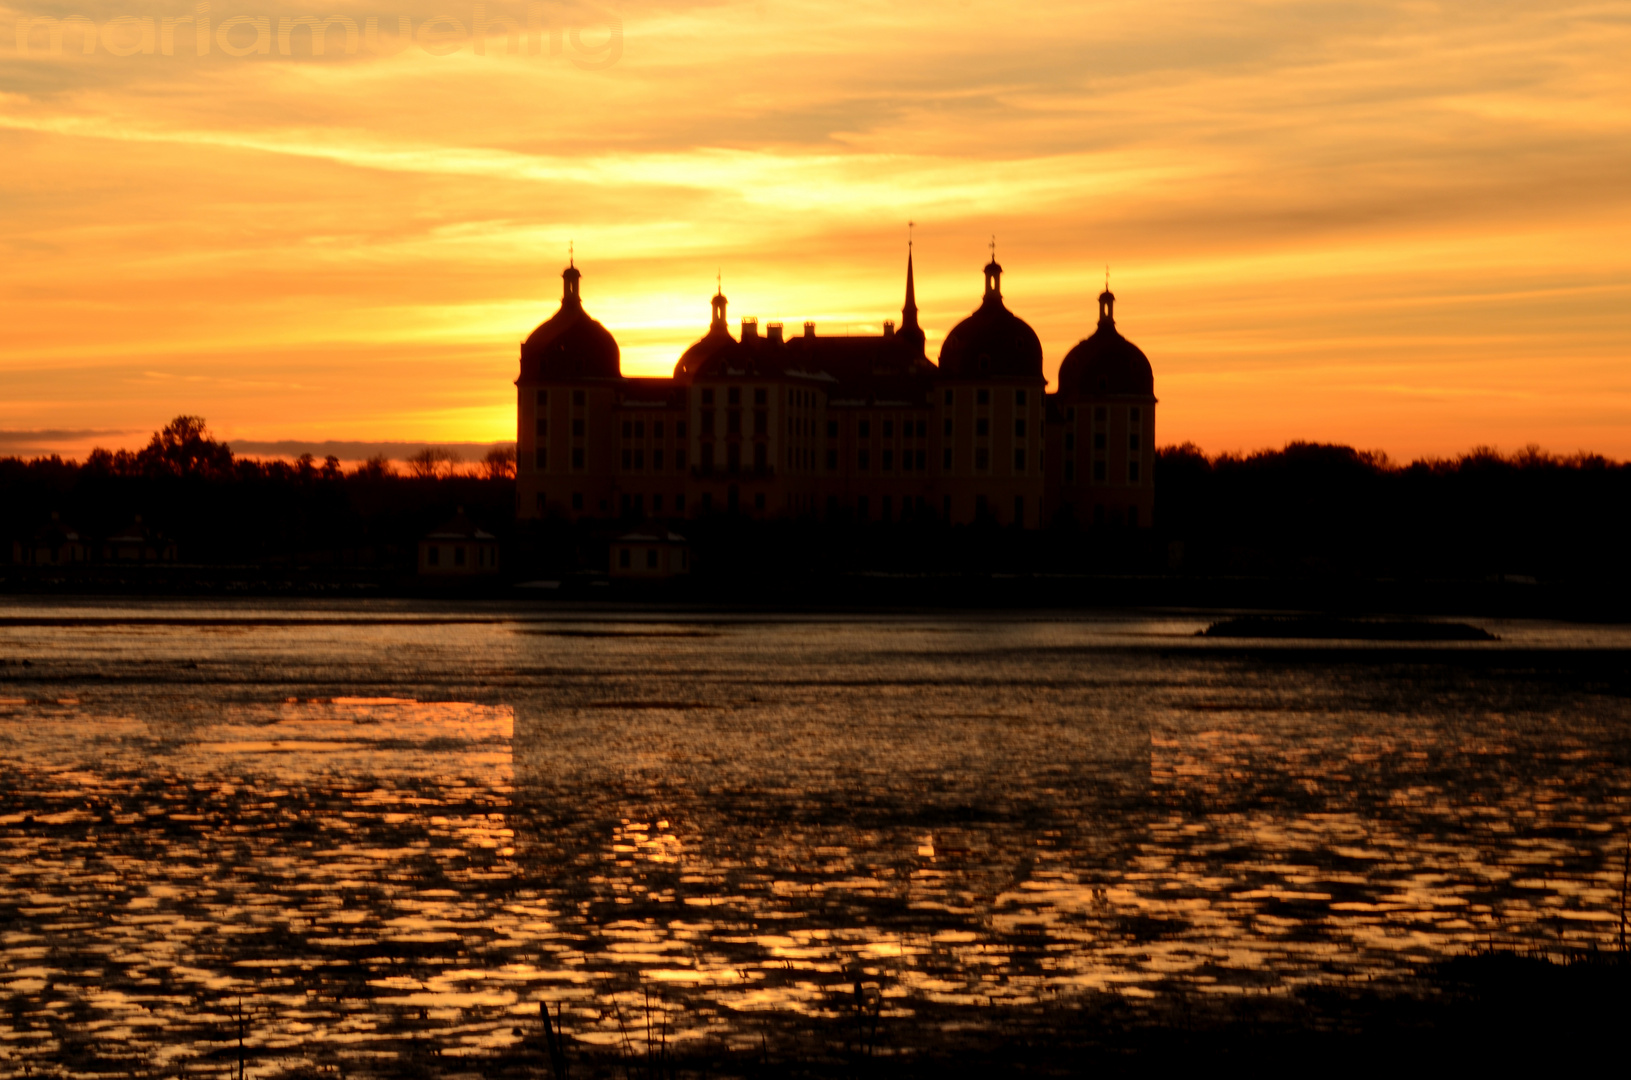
[405,447,460,479]
[482,445,517,480]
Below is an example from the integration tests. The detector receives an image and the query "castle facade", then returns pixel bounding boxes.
[515,253,1155,529]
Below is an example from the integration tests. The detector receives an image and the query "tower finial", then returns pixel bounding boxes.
[908,220,914,250]
[989,235,996,262]
[569,240,574,268]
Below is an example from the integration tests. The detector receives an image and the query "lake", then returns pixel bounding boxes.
[2,599,1629,1074]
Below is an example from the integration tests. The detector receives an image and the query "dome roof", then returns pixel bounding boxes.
[937,259,1043,379]
[674,292,739,380]
[518,264,620,382]
[1057,290,1152,398]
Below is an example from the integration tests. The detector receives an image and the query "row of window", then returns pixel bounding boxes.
[1063,431,1141,452]
[1064,460,1141,483]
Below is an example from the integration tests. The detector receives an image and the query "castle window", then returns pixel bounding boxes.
[826,449,838,470]
[1130,407,1141,425]
[653,494,664,512]
[702,410,715,435]
[944,418,953,436]
[859,449,871,470]
[701,492,713,511]
[1013,448,1026,471]
[977,388,990,405]
[1065,431,1075,451]
[916,449,926,470]
[572,418,584,437]
[727,443,741,473]
[943,448,952,470]
[858,420,870,438]
[647,548,658,568]
[727,410,741,436]
[677,421,687,438]
[753,443,767,472]
[754,388,767,406]
[573,390,585,406]
[1065,460,1076,482]
[654,421,664,438]
[535,448,547,469]
[702,389,714,405]
[454,546,466,567]
[675,493,686,512]
[754,410,767,435]
[676,448,687,470]
[536,390,548,406]
[572,448,584,470]
[621,421,631,438]
[536,492,546,512]
[883,449,894,470]
[976,417,989,437]
[1015,390,1027,406]
[427,545,439,566]
[619,548,631,568]
[1093,460,1105,482]
[975,447,989,470]
[634,449,644,469]
[1129,433,1141,451]
[621,449,631,469]
[701,443,714,472]
[1093,432,1106,451]
[754,492,766,510]
[654,449,664,470]
[572,492,583,510]
[881,496,893,521]
[944,390,954,405]
[535,417,547,437]
[1014,419,1026,437]
[1128,461,1140,483]
[1094,406,1106,422]
[883,420,894,438]
[1066,407,1075,421]
[728,387,741,406]
[635,422,645,438]
[827,420,838,438]
[918,420,928,437]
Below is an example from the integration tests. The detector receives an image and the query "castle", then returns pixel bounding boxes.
[515,250,1155,529]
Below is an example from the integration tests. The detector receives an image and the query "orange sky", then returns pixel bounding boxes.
[2,0,1629,461]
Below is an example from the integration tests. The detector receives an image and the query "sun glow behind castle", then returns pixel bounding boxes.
[6,3,622,64]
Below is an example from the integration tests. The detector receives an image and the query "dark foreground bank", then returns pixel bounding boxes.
[69,953,1626,1078]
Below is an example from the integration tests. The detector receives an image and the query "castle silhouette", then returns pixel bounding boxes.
[515,250,1154,528]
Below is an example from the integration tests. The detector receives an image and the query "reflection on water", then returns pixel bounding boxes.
[1,601,1629,1073]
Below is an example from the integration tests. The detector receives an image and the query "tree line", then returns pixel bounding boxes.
[2,418,1626,583]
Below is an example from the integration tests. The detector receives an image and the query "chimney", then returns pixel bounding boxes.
[803,321,816,339]
[741,317,758,339]
[766,322,784,344]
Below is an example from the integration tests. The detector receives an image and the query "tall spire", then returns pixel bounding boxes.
[983,235,1002,301]
[902,221,919,333]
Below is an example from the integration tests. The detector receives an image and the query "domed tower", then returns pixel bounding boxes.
[516,260,623,520]
[934,248,1047,528]
[1051,285,1156,529]
[674,287,738,382]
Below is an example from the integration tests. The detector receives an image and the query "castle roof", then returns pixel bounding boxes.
[937,257,1043,380]
[518,263,620,383]
[1056,289,1153,398]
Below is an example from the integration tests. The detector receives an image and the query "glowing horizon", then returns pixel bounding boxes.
[3,0,1628,462]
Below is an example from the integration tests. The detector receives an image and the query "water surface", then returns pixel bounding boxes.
[2,599,1629,1074]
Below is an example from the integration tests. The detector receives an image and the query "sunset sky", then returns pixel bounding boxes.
[2,0,1628,461]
